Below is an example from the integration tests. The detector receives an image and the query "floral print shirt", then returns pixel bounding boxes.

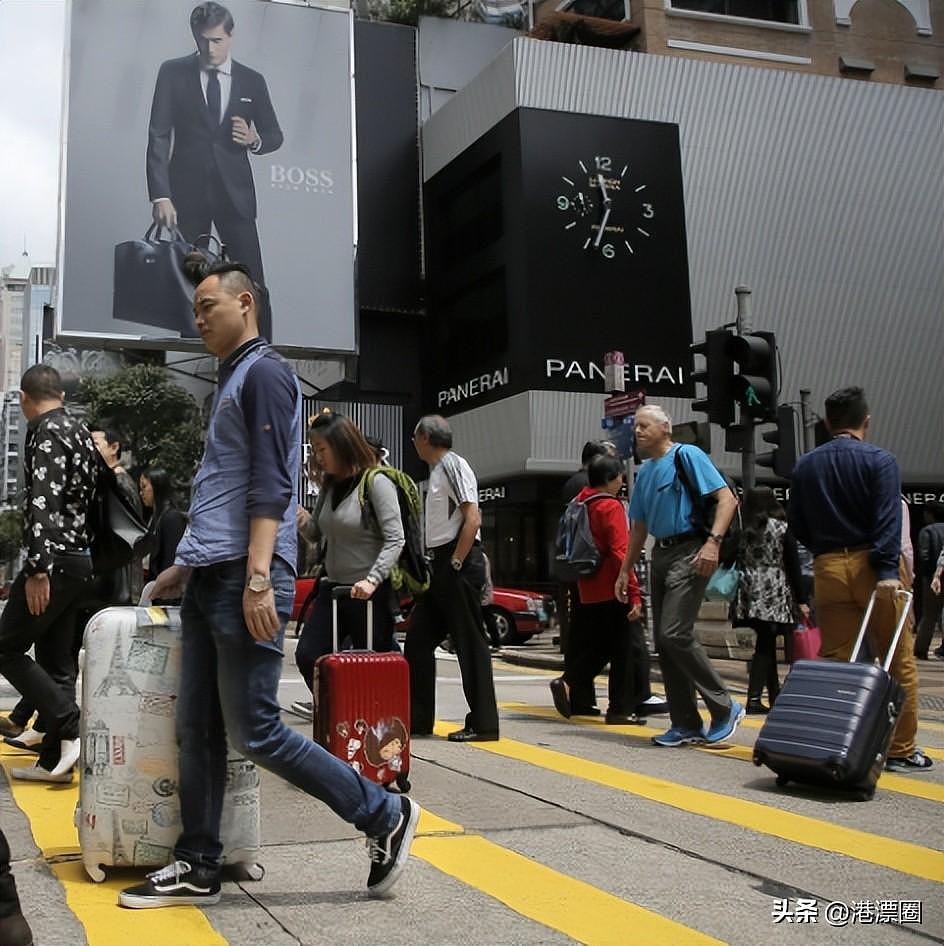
[22,407,97,575]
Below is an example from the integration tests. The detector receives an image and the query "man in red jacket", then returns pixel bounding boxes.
[550,455,646,725]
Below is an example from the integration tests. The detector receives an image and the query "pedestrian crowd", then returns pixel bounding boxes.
[0,256,937,946]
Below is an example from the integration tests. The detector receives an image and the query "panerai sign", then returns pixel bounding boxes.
[546,358,686,386]
[438,367,510,407]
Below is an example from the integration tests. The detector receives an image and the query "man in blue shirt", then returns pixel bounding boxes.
[119,262,420,909]
[616,405,742,747]
[789,386,931,772]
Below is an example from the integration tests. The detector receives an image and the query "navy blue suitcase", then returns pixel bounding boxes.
[752,589,911,801]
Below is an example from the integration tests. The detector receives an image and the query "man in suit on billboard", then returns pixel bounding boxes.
[147,1,281,336]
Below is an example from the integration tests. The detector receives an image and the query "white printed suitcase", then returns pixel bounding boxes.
[77,592,264,882]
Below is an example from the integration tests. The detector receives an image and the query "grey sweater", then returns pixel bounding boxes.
[304,473,404,586]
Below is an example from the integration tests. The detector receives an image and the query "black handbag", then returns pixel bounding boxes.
[113,225,198,337]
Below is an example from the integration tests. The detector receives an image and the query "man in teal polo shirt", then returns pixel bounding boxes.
[616,404,742,747]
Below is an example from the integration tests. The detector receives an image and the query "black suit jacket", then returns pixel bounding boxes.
[147,54,283,222]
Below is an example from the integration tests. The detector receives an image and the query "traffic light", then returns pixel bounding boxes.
[690,329,736,427]
[728,331,777,419]
[757,404,798,479]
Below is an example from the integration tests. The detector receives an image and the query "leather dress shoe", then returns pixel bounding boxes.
[549,677,571,719]
[11,763,72,784]
[605,713,645,726]
[447,728,499,742]
[0,716,24,739]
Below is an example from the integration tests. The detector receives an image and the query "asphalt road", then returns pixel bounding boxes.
[1,636,942,946]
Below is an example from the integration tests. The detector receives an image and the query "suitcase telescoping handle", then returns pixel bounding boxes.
[850,588,913,671]
[330,584,373,653]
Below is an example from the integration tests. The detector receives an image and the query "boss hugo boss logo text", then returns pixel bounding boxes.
[270,165,335,194]
[545,359,685,386]
[438,367,509,407]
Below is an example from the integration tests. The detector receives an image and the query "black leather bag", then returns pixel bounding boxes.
[89,456,156,574]
[113,225,198,336]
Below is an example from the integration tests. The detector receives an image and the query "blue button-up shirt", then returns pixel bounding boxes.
[175,337,300,570]
[788,436,901,580]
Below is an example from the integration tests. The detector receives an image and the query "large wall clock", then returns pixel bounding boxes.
[556,155,656,259]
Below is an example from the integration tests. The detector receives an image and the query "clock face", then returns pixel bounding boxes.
[555,155,655,259]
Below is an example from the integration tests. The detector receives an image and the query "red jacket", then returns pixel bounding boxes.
[574,486,641,606]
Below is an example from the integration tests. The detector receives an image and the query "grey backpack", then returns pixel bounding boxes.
[553,493,612,582]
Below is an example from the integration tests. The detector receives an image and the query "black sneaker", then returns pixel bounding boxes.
[366,796,421,898]
[119,860,221,909]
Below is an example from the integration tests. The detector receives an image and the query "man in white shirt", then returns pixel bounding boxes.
[406,415,499,742]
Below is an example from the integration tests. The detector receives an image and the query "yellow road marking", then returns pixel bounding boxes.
[500,703,944,804]
[496,664,944,733]
[1,751,226,946]
[433,722,944,884]
[413,834,726,946]
[3,745,725,946]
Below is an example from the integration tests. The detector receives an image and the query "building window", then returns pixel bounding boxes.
[668,1,800,25]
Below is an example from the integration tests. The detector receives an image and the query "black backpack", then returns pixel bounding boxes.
[88,454,155,574]
[553,493,614,582]
[673,445,741,567]
[358,466,430,595]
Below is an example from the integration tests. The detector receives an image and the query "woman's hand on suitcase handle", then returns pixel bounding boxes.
[351,578,378,600]
[244,585,280,641]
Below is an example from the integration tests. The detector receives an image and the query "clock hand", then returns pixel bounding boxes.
[597,174,611,206]
[594,207,611,248]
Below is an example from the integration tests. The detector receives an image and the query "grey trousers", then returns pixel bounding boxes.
[650,538,733,732]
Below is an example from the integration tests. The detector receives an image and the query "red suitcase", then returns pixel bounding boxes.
[313,585,412,793]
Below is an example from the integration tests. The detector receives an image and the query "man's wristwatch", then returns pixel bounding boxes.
[246,574,273,593]
[450,558,463,572]
[708,533,724,545]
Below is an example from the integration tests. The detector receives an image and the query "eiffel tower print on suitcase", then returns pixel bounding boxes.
[78,595,264,882]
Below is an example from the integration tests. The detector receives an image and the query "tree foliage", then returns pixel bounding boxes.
[0,509,22,570]
[75,364,204,489]
[368,0,454,26]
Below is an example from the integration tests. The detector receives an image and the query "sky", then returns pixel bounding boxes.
[0,0,66,268]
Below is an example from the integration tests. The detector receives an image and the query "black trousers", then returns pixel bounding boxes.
[565,600,641,716]
[405,544,499,735]
[0,829,22,920]
[177,171,272,339]
[295,579,397,691]
[0,569,87,769]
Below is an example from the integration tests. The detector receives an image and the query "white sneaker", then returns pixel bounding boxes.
[4,728,43,751]
[11,763,73,783]
[50,738,81,777]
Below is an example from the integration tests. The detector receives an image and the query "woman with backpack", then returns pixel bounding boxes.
[550,454,646,725]
[731,487,809,714]
[293,411,405,713]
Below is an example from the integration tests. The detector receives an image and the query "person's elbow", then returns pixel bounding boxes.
[461,503,481,533]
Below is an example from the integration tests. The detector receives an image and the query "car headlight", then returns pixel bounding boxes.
[526,598,540,613]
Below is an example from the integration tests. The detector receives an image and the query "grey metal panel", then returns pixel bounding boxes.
[424,38,944,481]
[444,391,609,480]
[422,43,518,179]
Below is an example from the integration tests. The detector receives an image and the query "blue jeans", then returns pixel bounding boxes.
[174,557,401,869]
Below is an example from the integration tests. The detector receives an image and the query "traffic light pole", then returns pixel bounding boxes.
[799,388,814,453]
[735,286,755,490]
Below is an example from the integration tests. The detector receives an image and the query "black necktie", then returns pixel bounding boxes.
[206,68,221,124]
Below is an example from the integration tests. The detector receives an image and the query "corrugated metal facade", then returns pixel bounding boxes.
[423,39,944,481]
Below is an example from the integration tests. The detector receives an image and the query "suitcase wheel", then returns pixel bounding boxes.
[854,788,875,802]
[83,859,106,883]
[775,775,789,788]
[387,774,411,794]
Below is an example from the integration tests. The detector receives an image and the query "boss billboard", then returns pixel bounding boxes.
[57,0,356,354]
